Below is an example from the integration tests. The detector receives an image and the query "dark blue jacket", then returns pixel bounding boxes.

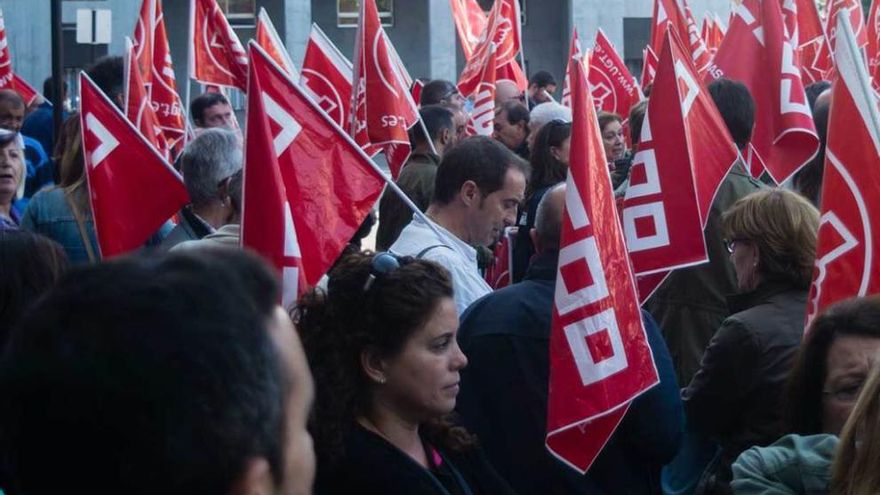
[457,250,683,495]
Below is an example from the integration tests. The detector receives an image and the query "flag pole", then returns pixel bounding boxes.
[184,0,195,144]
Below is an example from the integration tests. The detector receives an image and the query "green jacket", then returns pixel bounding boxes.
[376,152,440,251]
[644,160,764,386]
[731,434,837,495]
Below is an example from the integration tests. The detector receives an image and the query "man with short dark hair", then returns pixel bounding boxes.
[87,56,125,109]
[22,77,69,158]
[493,100,530,159]
[0,249,315,495]
[390,136,530,314]
[457,183,683,495]
[191,92,235,129]
[419,79,466,110]
[376,104,457,250]
[527,70,557,108]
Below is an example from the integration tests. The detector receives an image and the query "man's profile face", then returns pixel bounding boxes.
[0,101,25,132]
[199,102,235,129]
[492,110,526,151]
[467,167,526,246]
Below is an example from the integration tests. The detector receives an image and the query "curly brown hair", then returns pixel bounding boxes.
[292,251,475,468]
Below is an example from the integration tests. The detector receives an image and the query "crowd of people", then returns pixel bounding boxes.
[0,48,878,495]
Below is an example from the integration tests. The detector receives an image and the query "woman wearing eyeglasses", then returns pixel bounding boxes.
[682,189,820,494]
[294,252,516,495]
[730,296,880,493]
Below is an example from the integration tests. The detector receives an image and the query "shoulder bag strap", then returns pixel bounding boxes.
[65,192,98,263]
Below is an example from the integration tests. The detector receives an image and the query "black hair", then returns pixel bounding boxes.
[86,56,124,107]
[793,91,831,206]
[498,100,530,126]
[0,231,68,349]
[527,120,570,199]
[0,90,23,110]
[432,135,531,206]
[420,79,458,106]
[805,81,831,110]
[413,104,454,145]
[529,70,557,89]
[0,250,287,495]
[629,100,648,147]
[41,77,68,102]
[190,92,231,125]
[708,78,755,150]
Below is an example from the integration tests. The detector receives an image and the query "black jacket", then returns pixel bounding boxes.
[683,281,808,494]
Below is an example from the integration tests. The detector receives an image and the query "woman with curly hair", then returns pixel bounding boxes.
[293,251,516,495]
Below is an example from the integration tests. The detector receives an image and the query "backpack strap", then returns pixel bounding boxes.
[416,244,453,259]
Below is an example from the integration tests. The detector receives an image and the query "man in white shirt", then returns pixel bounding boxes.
[390,136,530,314]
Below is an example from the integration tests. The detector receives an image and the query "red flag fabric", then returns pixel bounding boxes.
[0,9,37,105]
[561,29,584,108]
[124,37,169,159]
[826,0,868,56]
[641,45,659,89]
[351,0,419,178]
[244,42,385,303]
[449,0,487,60]
[588,29,642,118]
[623,31,738,276]
[649,0,711,72]
[867,0,880,90]
[701,13,724,56]
[256,7,297,77]
[300,23,353,130]
[496,60,528,91]
[807,12,880,324]
[466,43,498,136]
[546,51,658,474]
[458,0,522,96]
[133,0,186,152]
[792,0,832,85]
[484,228,513,290]
[707,0,819,184]
[79,72,188,258]
[190,0,249,91]
[410,79,425,106]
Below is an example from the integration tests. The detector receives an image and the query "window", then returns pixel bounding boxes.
[337,0,394,28]
[220,0,256,20]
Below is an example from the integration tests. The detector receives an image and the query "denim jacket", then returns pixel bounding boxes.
[21,188,98,264]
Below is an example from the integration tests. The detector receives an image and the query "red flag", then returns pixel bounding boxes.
[351,0,419,178]
[300,23,353,130]
[807,12,880,324]
[410,79,425,106]
[79,72,188,258]
[623,31,738,277]
[649,0,711,72]
[826,0,868,56]
[701,13,724,56]
[466,43,498,136]
[0,9,37,105]
[792,0,832,85]
[496,60,528,91]
[707,0,819,184]
[561,29,584,108]
[867,0,880,90]
[449,0,487,60]
[133,0,187,152]
[484,228,513,289]
[458,0,522,96]
[256,7,298,77]
[190,0,249,91]
[244,42,385,304]
[124,37,169,159]
[545,50,658,473]
[641,45,659,89]
[588,29,642,118]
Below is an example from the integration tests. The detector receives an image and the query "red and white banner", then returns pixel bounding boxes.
[189,0,248,91]
[807,11,880,324]
[701,13,724,56]
[866,0,880,90]
[546,52,658,474]
[410,79,425,106]
[623,31,738,278]
[466,43,497,136]
[0,9,38,105]
[707,0,819,185]
[244,42,385,305]
[351,0,419,178]
[484,227,513,290]
[301,23,353,130]
[458,0,522,96]
[825,0,867,58]
[792,0,832,85]
[256,7,297,78]
[588,29,642,118]
[649,0,711,73]
[79,72,188,258]
[561,29,584,108]
[641,45,659,89]
[449,0,487,60]
[133,0,186,153]
[124,37,169,159]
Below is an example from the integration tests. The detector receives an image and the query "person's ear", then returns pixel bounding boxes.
[460,180,480,207]
[550,145,561,162]
[228,457,273,495]
[360,347,388,386]
[439,128,452,148]
[217,176,232,202]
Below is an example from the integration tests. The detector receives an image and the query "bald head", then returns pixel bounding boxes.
[0,89,25,132]
[495,80,523,106]
[532,183,566,252]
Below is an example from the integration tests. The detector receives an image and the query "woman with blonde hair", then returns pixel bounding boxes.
[683,189,820,494]
[831,362,880,495]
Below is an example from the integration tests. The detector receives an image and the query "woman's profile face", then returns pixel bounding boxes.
[601,120,625,161]
[822,335,880,435]
[0,141,23,205]
[551,137,572,165]
[379,297,468,421]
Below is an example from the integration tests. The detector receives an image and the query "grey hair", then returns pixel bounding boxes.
[529,102,572,131]
[534,182,566,251]
[181,128,242,206]
[227,169,243,213]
